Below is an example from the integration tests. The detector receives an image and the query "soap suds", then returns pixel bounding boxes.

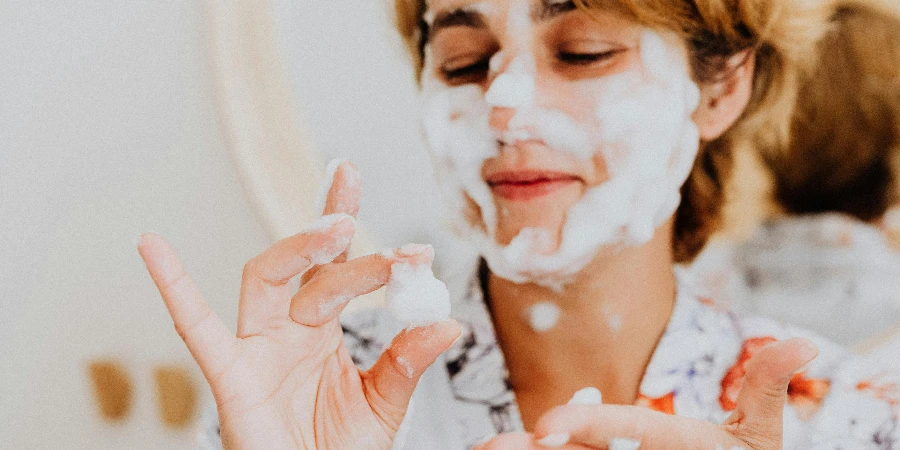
[536,387,603,447]
[419,26,701,290]
[569,387,603,405]
[602,305,624,333]
[396,355,415,379]
[609,438,641,450]
[318,294,353,317]
[314,159,348,214]
[385,258,451,328]
[527,301,561,332]
[484,56,536,108]
[306,213,354,266]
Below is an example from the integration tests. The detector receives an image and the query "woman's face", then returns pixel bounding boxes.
[420,0,703,288]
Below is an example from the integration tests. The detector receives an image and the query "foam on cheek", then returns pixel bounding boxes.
[419,25,700,290]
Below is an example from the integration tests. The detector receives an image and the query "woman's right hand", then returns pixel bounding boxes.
[138,161,460,449]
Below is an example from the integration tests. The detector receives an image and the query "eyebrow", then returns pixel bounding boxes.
[425,0,576,43]
[427,8,488,42]
[532,0,576,22]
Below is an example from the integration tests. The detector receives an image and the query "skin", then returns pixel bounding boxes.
[139,161,460,449]
[426,0,755,426]
[428,0,816,448]
[139,1,815,449]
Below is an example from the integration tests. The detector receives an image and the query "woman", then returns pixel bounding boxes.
[689,0,900,348]
[139,0,899,448]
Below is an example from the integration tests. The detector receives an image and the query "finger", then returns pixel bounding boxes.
[303,160,362,284]
[290,244,434,327]
[473,433,594,450]
[361,319,462,429]
[724,337,818,449]
[533,404,741,449]
[238,214,354,336]
[472,433,536,450]
[138,233,235,379]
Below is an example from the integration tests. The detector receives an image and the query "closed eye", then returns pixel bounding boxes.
[441,58,491,85]
[557,49,623,66]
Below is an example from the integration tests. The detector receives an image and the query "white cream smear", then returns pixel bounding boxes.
[384,244,452,327]
[420,0,701,290]
[527,301,561,332]
[305,213,355,266]
[609,438,642,450]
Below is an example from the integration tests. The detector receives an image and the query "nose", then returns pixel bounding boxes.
[489,107,516,132]
[484,55,536,134]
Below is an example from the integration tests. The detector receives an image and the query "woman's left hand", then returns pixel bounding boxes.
[475,338,818,450]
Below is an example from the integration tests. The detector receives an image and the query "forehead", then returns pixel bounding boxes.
[424,0,575,26]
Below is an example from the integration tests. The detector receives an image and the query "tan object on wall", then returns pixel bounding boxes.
[87,360,133,423]
[199,0,384,311]
[153,366,199,429]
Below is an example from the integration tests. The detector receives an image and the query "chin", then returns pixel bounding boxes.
[492,186,580,247]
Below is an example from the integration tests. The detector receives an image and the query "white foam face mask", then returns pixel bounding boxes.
[420,2,701,290]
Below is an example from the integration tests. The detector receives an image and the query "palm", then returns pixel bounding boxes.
[209,323,391,450]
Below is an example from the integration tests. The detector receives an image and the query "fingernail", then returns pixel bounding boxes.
[536,432,570,447]
[798,339,819,363]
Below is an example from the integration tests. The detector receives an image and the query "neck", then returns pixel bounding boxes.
[487,222,678,424]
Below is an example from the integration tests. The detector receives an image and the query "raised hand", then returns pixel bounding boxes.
[474,338,818,450]
[139,161,460,449]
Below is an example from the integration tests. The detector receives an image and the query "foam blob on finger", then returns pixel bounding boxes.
[569,387,603,405]
[385,244,451,328]
[536,387,604,447]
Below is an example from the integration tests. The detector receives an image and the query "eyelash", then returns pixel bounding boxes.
[440,49,623,83]
[556,49,622,65]
[441,58,491,83]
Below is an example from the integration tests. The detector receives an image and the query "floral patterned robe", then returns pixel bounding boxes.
[200,262,900,449]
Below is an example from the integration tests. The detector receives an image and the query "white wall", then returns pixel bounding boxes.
[1,1,269,448]
[1,1,441,448]
[270,0,442,248]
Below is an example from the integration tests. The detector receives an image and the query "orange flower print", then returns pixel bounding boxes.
[857,373,900,407]
[720,336,831,419]
[636,392,676,415]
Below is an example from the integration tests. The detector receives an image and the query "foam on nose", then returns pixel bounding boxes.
[484,61,535,108]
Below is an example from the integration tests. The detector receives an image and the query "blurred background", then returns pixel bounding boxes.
[1,0,441,448]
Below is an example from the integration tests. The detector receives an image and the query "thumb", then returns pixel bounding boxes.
[724,337,819,450]
[361,320,462,430]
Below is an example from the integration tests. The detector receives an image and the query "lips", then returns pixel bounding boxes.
[486,170,581,201]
